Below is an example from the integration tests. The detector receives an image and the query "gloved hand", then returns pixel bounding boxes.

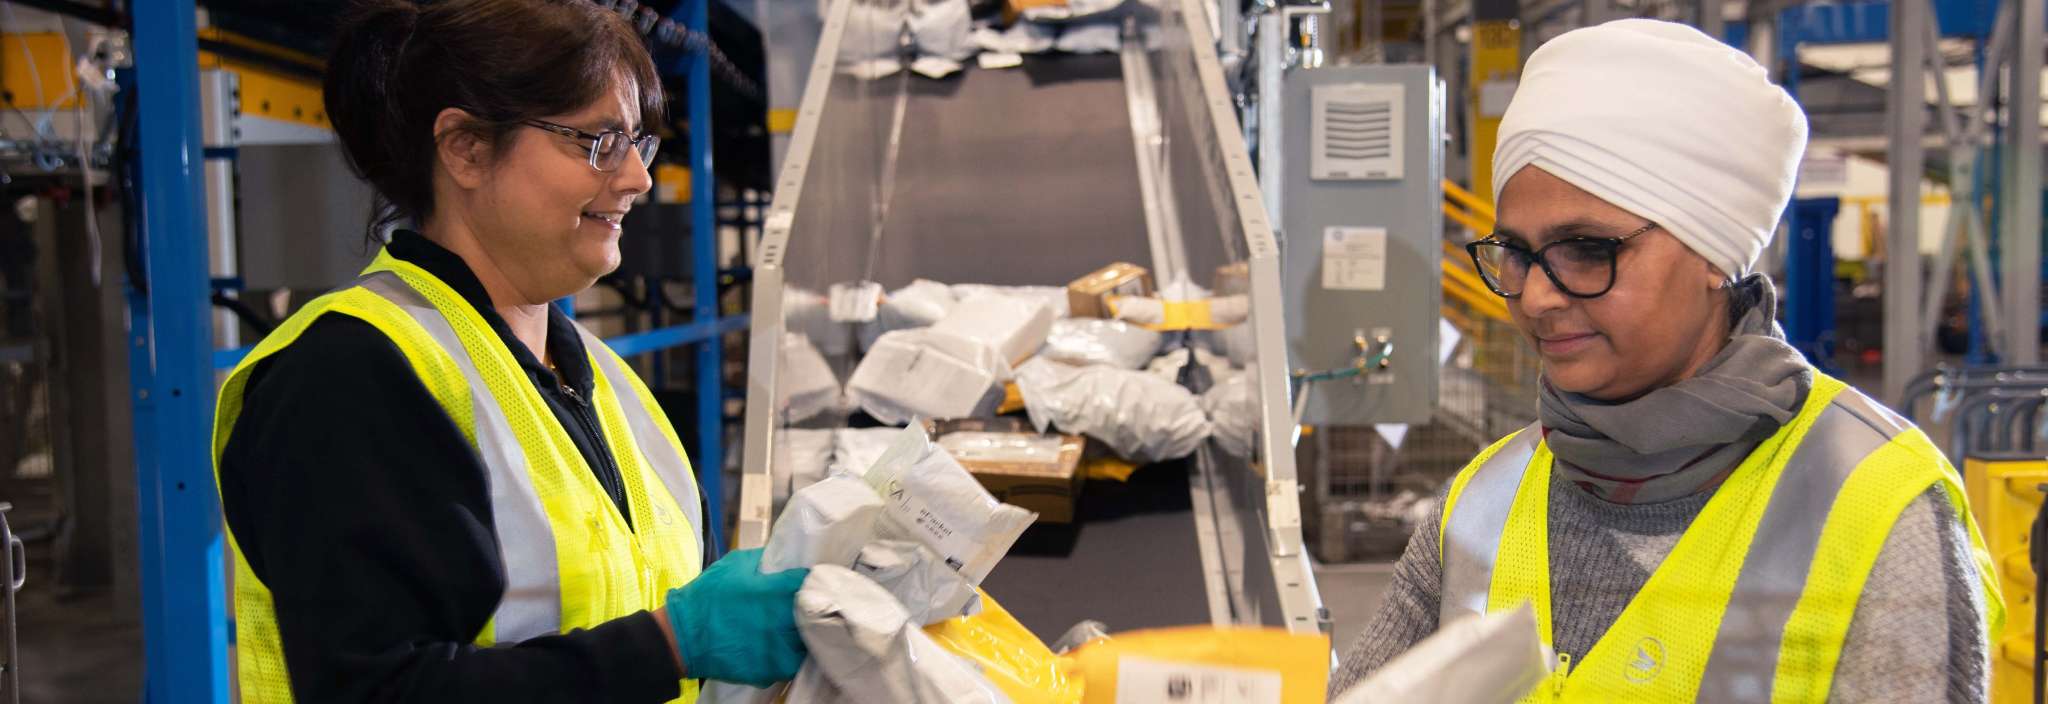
[665,548,810,686]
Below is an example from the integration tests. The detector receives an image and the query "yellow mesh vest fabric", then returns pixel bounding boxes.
[1769,427,2004,704]
[1438,429,1531,562]
[214,251,705,702]
[1455,374,2003,703]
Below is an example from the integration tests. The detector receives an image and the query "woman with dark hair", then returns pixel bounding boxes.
[211,1,804,701]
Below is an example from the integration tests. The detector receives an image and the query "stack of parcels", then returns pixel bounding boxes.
[724,426,1339,704]
[706,426,1037,703]
[846,289,1056,425]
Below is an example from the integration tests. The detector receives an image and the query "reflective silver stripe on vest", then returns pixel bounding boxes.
[575,326,706,544]
[356,272,563,643]
[1439,424,1541,624]
[1695,392,1901,702]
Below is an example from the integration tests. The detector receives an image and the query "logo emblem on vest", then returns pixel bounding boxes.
[654,504,674,526]
[1625,637,1665,684]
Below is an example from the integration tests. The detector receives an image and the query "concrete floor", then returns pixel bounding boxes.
[8,504,144,703]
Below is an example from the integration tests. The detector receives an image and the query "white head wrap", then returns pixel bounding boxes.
[1492,19,1809,277]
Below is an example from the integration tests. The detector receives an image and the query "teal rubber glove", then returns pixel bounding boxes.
[665,548,810,686]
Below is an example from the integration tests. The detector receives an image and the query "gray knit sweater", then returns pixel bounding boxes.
[1328,476,1991,702]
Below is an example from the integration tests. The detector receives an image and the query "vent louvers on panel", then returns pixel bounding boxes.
[1310,84,1404,181]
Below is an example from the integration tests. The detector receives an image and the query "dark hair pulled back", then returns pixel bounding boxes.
[324,0,666,243]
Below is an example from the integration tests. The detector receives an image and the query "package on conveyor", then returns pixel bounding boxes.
[1013,358,1212,464]
[973,19,1057,55]
[785,287,854,356]
[1066,263,1154,320]
[931,292,1057,367]
[1199,363,1259,459]
[1038,318,1161,370]
[952,283,1072,318]
[788,566,1013,703]
[1331,605,1546,704]
[922,591,1332,704]
[773,428,837,508]
[934,417,1086,524]
[778,333,843,424]
[846,328,1010,424]
[1107,274,1250,332]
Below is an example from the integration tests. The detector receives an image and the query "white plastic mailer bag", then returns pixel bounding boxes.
[1053,20,1121,53]
[778,333,842,424]
[846,328,1009,423]
[1199,364,1259,458]
[785,286,852,356]
[1014,358,1213,463]
[773,428,837,507]
[862,426,1036,583]
[930,293,1055,367]
[1039,318,1161,369]
[971,20,1056,54]
[831,427,901,478]
[909,0,976,61]
[850,539,981,625]
[762,474,886,574]
[949,283,1070,318]
[788,566,1012,704]
[1331,605,1548,704]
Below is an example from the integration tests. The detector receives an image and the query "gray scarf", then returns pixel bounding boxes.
[1538,275,1813,504]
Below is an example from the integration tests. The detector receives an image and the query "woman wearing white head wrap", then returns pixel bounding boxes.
[1330,20,2001,703]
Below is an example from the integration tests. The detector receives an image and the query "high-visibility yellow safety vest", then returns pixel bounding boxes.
[212,251,705,703]
[1437,373,2004,702]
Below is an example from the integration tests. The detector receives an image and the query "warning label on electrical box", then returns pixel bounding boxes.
[1115,656,1284,704]
[1322,226,1387,291]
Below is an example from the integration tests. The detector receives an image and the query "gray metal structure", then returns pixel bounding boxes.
[738,0,1325,636]
[1279,65,1444,426]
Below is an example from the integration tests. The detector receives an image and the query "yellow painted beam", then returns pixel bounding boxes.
[200,51,329,129]
[1468,20,1520,206]
[0,33,81,110]
[768,108,798,135]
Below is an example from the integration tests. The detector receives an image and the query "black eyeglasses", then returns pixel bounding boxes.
[1465,222,1659,299]
[523,119,659,173]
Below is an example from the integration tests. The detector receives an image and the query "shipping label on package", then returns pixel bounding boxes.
[878,477,977,573]
[1115,656,1284,704]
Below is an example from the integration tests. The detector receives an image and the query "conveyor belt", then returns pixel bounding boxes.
[742,0,1323,639]
[868,54,1155,288]
[980,461,1212,637]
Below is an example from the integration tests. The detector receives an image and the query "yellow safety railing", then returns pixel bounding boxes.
[1442,179,1511,324]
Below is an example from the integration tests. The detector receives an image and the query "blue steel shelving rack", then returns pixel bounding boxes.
[129,1,744,700]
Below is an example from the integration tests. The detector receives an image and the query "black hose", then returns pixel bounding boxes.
[210,292,277,336]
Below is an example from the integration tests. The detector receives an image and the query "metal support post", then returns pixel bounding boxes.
[2002,0,2043,364]
[199,70,240,352]
[1884,0,1928,403]
[1786,197,1841,371]
[129,0,231,700]
[680,0,725,554]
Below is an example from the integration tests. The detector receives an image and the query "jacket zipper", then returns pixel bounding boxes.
[559,381,632,530]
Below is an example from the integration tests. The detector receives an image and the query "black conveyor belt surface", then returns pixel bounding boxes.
[868,54,1155,288]
[979,460,1211,640]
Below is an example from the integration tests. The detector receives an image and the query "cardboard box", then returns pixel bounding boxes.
[1213,261,1250,296]
[1066,262,1154,319]
[933,418,1086,524]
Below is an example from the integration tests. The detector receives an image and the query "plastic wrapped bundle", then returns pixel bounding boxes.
[1200,364,1259,458]
[773,428,837,506]
[910,0,976,61]
[832,427,901,478]
[931,293,1055,367]
[762,474,886,574]
[1013,358,1212,463]
[786,566,1012,704]
[846,328,1009,423]
[950,284,1070,318]
[785,287,852,356]
[862,427,1038,583]
[851,539,981,625]
[779,333,843,424]
[1038,318,1161,369]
